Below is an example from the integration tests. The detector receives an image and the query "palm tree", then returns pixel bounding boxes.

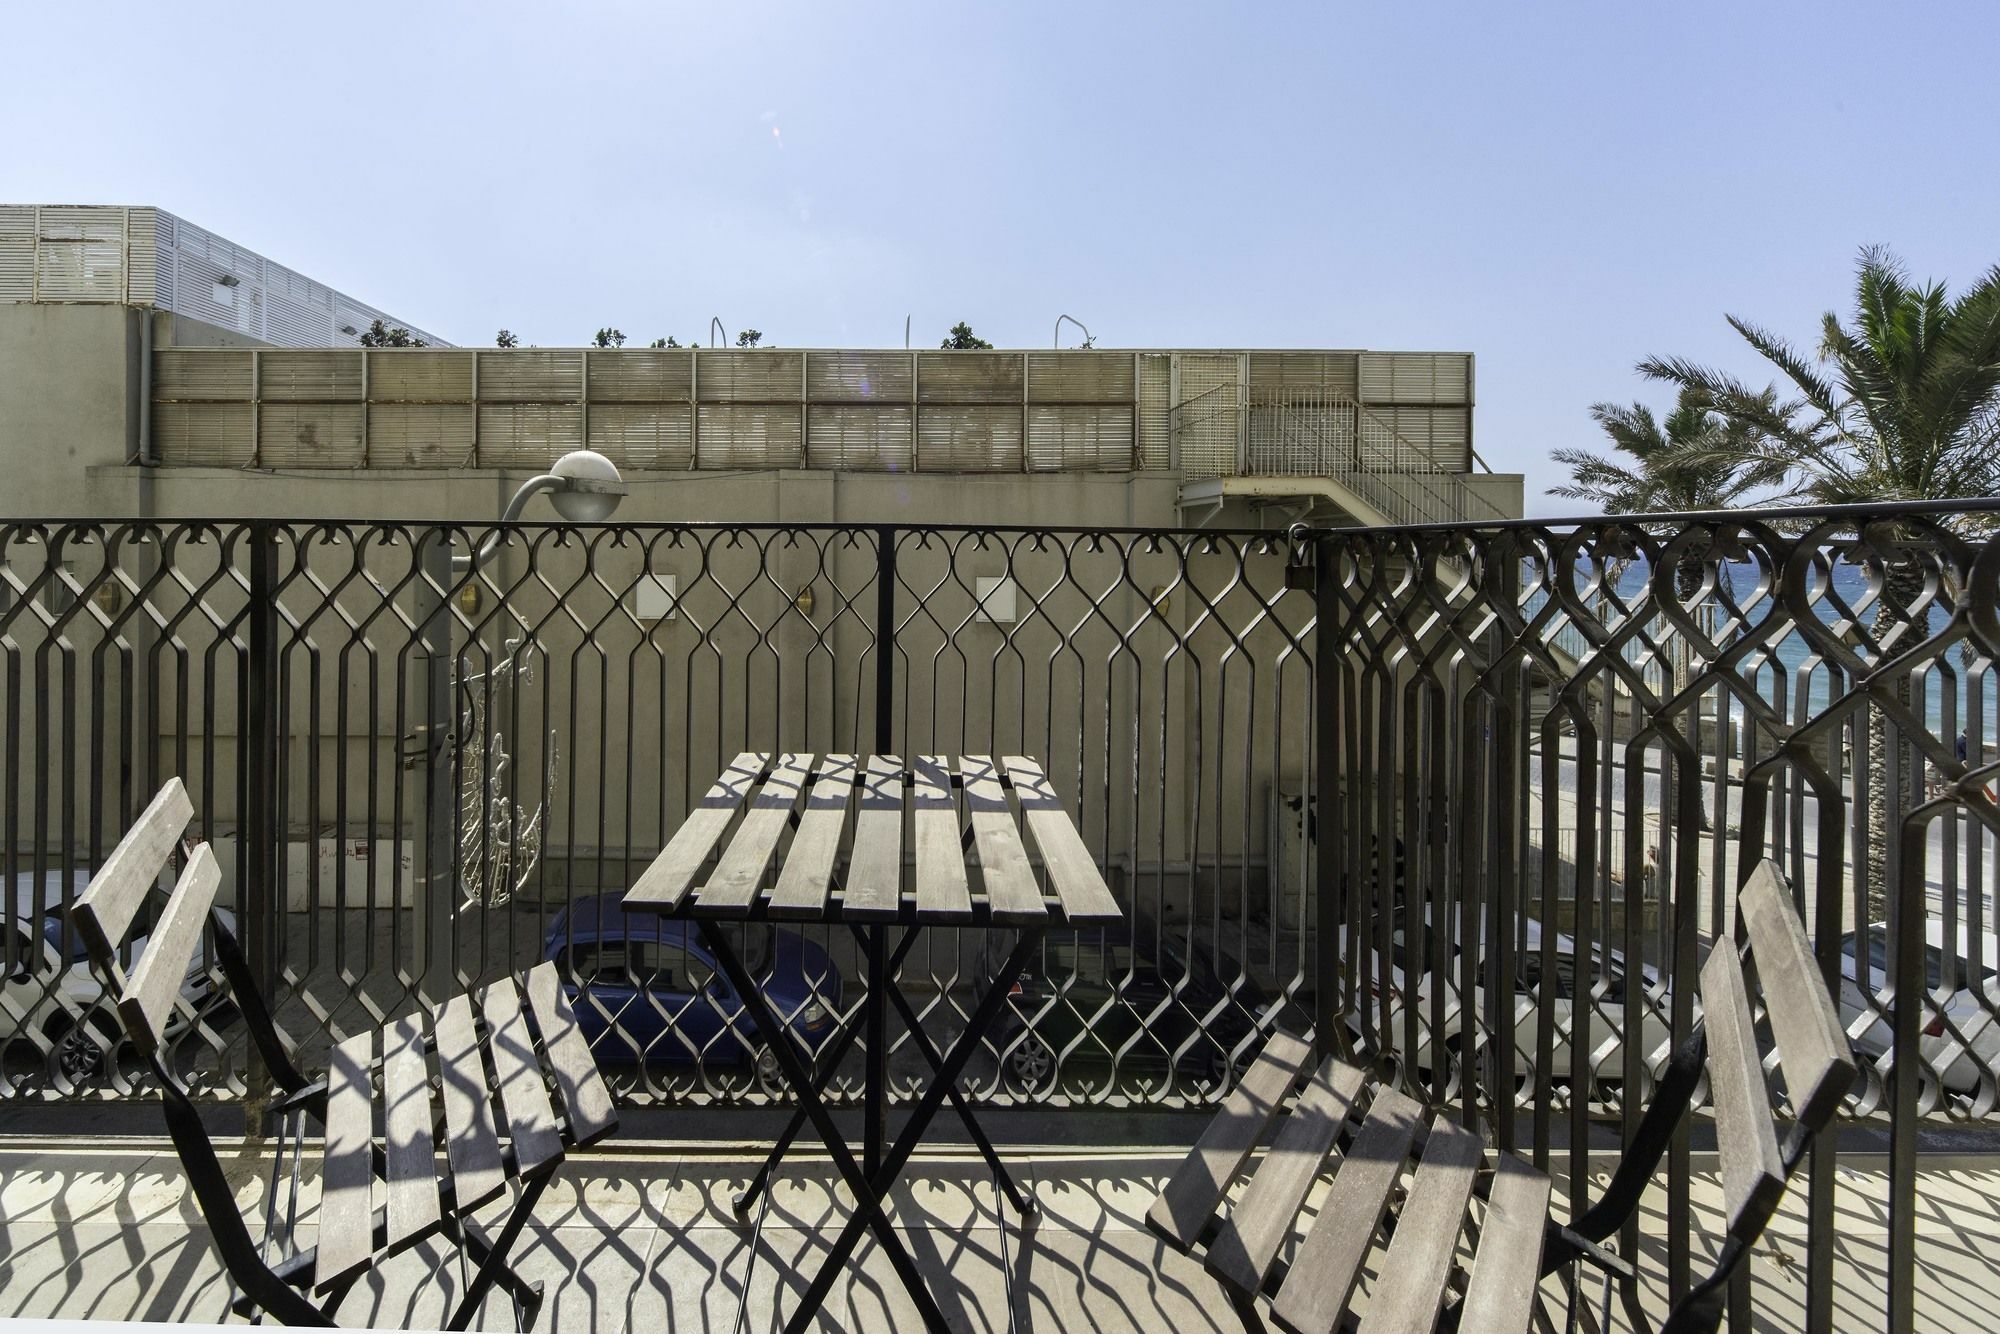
[1641,247,2000,912]
[1551,386,1784,518]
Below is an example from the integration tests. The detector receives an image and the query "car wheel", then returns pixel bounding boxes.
[48,1014,112,1083]
[752,1044,785,1096]
[1003,1030,1056,1094]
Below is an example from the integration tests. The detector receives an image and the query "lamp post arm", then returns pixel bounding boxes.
[452,474,561,574]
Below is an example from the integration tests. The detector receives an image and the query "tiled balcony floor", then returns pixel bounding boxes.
[0,1136,1995,1331]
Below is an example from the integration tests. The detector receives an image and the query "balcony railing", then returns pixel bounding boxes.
[3,502,1996,1329]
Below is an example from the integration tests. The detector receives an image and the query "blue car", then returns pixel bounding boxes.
[542,894,842,1090]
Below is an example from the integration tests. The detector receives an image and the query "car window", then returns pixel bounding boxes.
[1840,932,1997,990]
[1046,934,1133,986]
[41,912,92,965]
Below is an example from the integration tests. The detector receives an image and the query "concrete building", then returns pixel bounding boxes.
[1,204,1521,529]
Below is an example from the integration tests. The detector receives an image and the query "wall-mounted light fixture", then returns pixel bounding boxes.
[339,323,358,336]
[1150,585,1172,616]
[217,274,241,287]
[456,583,483,617]
[793,584,816,618]
[93,582,123,616]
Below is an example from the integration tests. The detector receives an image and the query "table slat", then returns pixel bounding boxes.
[625,752,766,910]
[964,755,1044,923]
[841,755,905,919]
[1003,755,1119,923]
[767,755,856,919]
[697,753,813,915]
[912,757,972,922]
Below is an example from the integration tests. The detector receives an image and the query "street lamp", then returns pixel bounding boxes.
[415,450,627,1002]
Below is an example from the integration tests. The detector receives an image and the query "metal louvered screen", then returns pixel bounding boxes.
[260,351,363,401]
[589,348,693,402]
[260,404,366,467]
[916,352,1022,403]
[0,207,32,300]
[1137,354,1172,469]
[478,405,581,468]
[698,404,804,468]
[807,350,913,402]
[1027,406,1133,471]
[807,405,914,470]
[918,406,1022,471]
[696,350,805,402]
[590,404,694,470]
[1171,355,1242,478]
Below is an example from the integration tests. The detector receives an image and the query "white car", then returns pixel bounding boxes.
[3,871,235,1082]
[1342,915,1673,1099]
[1838,922,2000,1096]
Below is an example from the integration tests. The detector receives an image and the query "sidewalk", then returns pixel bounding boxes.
[0,1137,1994,1330]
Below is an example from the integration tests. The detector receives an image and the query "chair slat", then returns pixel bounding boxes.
[767,754,856,919]
[1701,942,1786,1230]
[523,961,618,1145]
[481,978,565,1175]
[912,756,972,922]
[433,992,507,1211]
[1458,1152,1551,1334]
[1003,755,1120,925]
[1207,1055,1367,1297]
[1271,1084,1424,1333]
[115,842,219,1054]
[1353,1118,1482,1334]
[624,752,766,910]
[1739,859,1858,1126]
[315,1031,376,1293]
[841,755,905,919]
[73,778,193,966]
[963,755,1043,923]
[1145,1031,1314,1249]
[381,1012,440,1249]
[697,752,812,915]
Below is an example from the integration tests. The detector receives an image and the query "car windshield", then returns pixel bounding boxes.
[1841,932,1998,991]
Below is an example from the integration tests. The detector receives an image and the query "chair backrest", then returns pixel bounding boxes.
[1667,858,1858,1330]
[71,778,222,1059]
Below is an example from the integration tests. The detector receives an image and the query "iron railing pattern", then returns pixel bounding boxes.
[0,519,1314,1110]
[5,503,1997,1330]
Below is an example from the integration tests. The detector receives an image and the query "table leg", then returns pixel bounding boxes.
[846,923,1034,1218]
[695,919,952,1334]
[864,923,888,1177]
[733,926,922,1218]
[783,927,1047,1333]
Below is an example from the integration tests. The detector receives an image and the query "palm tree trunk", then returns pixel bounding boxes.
[1864,555,1927,920]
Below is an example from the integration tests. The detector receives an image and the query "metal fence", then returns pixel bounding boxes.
[4,503,1997,1328]
[1313,500,2000,1333]
[0,518,1316,1109]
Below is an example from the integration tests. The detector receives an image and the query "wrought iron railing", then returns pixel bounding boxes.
[4,503,1998,1328]
[0,519,1315,1110]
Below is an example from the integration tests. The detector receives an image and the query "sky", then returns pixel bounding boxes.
[6,0,1997,514]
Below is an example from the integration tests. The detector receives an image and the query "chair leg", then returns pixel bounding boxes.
[1229,1287,1269,1333]
[448,1173,551,1332]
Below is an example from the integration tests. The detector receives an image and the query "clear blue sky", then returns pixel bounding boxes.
[7,1,1996,513]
